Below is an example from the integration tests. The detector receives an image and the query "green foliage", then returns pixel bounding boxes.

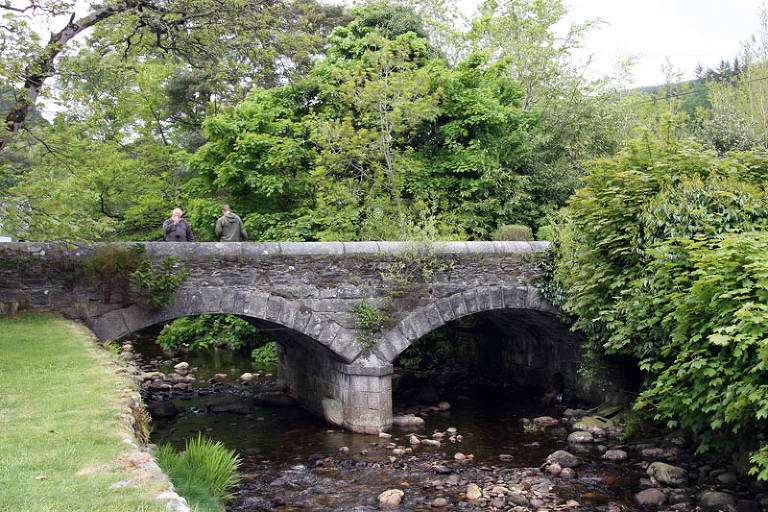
[549,130,768,477]
[351,298,386,348]
[535,225,555,240]
[252,342,279,371]
[491,224,532,241]
[129,256,190,309]
[155,435,240,511]
[157,314,268,351]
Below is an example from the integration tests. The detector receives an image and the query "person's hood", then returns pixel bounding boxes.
[222,212,239,224]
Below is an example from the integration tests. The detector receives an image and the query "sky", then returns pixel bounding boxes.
[456,0,767,88]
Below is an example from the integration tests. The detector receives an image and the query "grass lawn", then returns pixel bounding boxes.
[0,314,167,512]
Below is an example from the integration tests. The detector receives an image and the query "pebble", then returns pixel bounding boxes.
[431,497,448,507]
[378,489,404,509]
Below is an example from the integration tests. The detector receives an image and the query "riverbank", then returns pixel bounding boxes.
[0,313,184,512]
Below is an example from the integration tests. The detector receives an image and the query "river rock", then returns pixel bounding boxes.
[546,450,581,468]
[716,471,739,487]
[253,391,296,407]
[736,499,761,512]
[499,454,514,461]
[392,414,425,428]
[147,401,181,418]
[560,467,577,479]
[572,416,608,435]
[421,439,441,447]
[508,492,529,506]
[533,416,559,427]
[636,488,667,506]
[647,461,688,487]
[699,491,736,510]
[173,362,189,374]
[409,434,421,445]
[466,483,482,501]
[239,372,255,382]
[378,489,404,509]
[545,463,562,476]
[205,394,250,414]
[602,449,628,461]
[567,431,594,443]
[431,497,448,507]
[437,401,451,411]
[212,373,228,381]
[242,496,274,510]
[378,432,392,439]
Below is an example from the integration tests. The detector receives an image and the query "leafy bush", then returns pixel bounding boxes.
[252,342,278,371]
[156,314,269,351]
[155,435,240,511]
[535,225,555,241]
[491,224,532,241]
[549,131,768,478]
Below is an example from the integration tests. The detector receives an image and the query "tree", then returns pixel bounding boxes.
[191,2,539,241]
[0,0,347,153]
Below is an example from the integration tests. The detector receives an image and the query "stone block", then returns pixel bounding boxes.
[423,304,443,329]
[475,287,492,312]
[342,242,380,254]
[322,398,344,427]
[317,321,341,344]
[502,286,528,309]
[449,293,469,318]
[280,241,344,256]
[242,291,269,318]
[462,290,480,315]
[408,310,432,339]
[263,295,284,322]
[488,286,503,310]
[373,329,407,362]
[240,243,281,260]
[434,298,455,323]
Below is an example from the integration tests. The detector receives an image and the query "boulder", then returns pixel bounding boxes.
[533,416,559,427]
[466,483,482,501]
[173,362,189,374]
[205,394,250,414]
[572,416,608,435]
[602,449,628,461]
[431,497,448,507]
[635,488,667,506]
[147,401,180,418]
[546,450,581,468]
[567,431,594,443]
[392,414,425,428]
[378,489,404,509]
[699,491,736,510]
[647,461,688,487]
[253,391,297,407]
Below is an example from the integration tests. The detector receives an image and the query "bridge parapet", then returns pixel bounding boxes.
[1,241,560,433]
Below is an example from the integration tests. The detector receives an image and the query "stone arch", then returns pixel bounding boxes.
[372,284,556,363]
[86,287,362,363]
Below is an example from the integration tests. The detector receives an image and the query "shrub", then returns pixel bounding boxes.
[491,224,532,241]
[155,435,240,511]
[535,225,555,241]
[156,314,269,351]
[548,132,768,478]
[252,342,278,371]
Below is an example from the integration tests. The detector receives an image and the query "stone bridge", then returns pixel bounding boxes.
[0,241,585,433]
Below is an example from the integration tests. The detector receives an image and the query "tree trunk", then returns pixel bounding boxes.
[0,4,126,153]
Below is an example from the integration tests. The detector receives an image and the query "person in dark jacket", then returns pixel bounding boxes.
[163,208,195,242]
[215,205,248,242]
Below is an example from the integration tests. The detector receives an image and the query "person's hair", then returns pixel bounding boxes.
[221,204,231,213]
[173,208,183,215]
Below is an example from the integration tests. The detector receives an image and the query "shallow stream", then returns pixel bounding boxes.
[130,334,649,511]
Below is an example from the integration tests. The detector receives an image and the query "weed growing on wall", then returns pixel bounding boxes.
[83,244,189,308]
[351,298,386,348]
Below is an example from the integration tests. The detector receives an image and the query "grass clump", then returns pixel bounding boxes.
[155,435,240,512]
[0,313,167,511]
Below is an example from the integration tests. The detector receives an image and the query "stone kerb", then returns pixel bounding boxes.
[373,284,556,363]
